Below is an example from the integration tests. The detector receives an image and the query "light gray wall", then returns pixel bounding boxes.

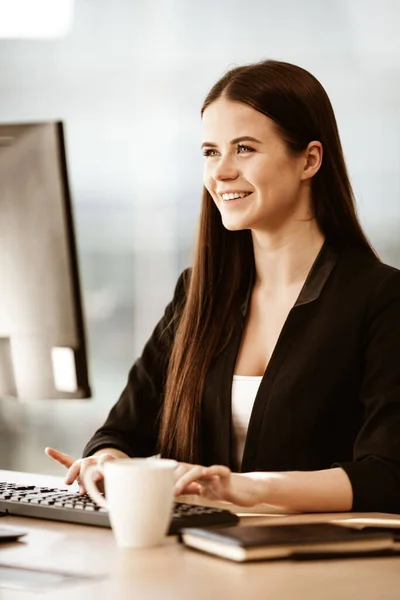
[1,0,399,474]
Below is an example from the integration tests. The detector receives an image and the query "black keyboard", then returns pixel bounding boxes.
[0,482,239,535]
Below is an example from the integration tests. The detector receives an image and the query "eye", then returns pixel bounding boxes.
[237,144,254,154]
[202,148,218,157]
[202,145,254,157]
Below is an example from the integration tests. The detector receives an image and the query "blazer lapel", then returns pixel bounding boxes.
[201,241,339,471]
[240,303,312,471]
[241,241,339,472]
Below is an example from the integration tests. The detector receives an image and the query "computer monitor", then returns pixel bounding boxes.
[0,121,91,400]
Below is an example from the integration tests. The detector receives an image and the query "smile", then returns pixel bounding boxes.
[220,192,252,201]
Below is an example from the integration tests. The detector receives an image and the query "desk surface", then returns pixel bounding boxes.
[2,469,400,600]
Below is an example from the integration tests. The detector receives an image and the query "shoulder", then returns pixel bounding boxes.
[172,267,192,302]
[166,268,192,327]
[336,248,400,319]
[336,248,400,293]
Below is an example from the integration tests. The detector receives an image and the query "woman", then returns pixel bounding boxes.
[46,59,400,513]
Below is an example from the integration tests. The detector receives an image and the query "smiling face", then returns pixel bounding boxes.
[202,97,318,234]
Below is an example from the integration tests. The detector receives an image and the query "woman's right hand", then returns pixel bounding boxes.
[45,447,117,494]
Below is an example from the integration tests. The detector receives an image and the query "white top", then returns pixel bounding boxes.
[231,375,263,469]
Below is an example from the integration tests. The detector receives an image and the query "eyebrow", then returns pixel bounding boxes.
[201,136,262,149]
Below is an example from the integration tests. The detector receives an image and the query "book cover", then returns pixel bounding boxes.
[181,522,395,562]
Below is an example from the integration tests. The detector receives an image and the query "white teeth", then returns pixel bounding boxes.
[221,192,250,201]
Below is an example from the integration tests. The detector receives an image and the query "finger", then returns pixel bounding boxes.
[92,454,112,483]
[79,458,102,495]
[203,465,231,478]
[175,482,201,496]
[45,447,75,468]
[174,463,193,481]
[64,460,83,485]
[175,465,209,495]
[193,465,231,488]
[174,462,191,471]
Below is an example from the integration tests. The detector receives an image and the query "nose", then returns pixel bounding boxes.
[211,154,240,182]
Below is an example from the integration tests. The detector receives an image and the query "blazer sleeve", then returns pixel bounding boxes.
[82,269,189,459]
[335,268,400,512]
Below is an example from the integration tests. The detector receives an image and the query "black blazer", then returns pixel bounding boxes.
[83,242,400,513]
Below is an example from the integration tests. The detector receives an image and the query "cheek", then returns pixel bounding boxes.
[256,161,299,199]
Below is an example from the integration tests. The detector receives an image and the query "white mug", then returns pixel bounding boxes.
[83,458,177,549]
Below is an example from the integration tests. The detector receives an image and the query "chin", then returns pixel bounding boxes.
[221,217,251,232]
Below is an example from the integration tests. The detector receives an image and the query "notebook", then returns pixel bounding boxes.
[181,522,396,562]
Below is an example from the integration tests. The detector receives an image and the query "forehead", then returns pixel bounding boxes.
[202,98,275,140]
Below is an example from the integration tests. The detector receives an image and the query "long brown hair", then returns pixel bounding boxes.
[158,59,378,463]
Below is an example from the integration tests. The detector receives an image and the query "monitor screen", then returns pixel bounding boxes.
[0,121,91,399]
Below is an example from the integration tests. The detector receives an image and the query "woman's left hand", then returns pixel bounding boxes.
[174,463,262,507]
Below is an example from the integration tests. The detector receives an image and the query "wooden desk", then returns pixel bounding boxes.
[2,470,400,599]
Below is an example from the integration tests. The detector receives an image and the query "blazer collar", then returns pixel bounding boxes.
[239,239,339,316]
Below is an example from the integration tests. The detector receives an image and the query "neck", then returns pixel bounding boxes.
[251,219,325,293]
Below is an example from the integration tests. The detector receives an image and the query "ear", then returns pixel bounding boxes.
[301,141,323,181]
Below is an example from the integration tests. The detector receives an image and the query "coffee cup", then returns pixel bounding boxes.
[83,458,177,548]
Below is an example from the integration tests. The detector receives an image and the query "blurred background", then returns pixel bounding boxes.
[1,0,399,474]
